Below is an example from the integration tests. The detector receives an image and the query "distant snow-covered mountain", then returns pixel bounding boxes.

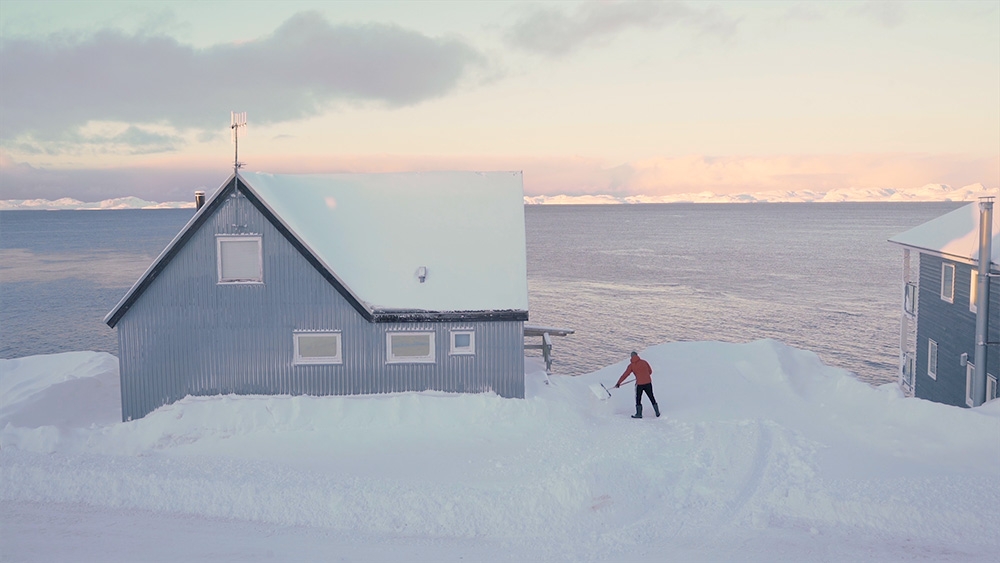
[0,197,196,210]
[524,183,995,204]
[2,183,994,209]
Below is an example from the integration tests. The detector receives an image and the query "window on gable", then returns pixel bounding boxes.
[940,263,955,303]
[218,235,262,283]
[387,332,435,363]
[294,332,342,365]
[970,270,978,313]
[927,339,938,380]
[450,329,476,355]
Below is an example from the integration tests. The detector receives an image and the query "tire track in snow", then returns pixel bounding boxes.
[723,421,772,523]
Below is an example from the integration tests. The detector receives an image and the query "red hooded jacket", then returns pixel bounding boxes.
[616,354,653,386]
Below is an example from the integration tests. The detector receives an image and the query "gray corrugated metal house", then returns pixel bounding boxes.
[105,171,529,421]
[889,199,999,407]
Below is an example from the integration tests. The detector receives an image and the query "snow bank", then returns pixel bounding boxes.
[2,340,998,561]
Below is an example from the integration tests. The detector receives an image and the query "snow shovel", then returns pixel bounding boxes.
[590,378,634,400]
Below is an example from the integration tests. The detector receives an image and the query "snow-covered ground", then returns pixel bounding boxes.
[1,340,998,562]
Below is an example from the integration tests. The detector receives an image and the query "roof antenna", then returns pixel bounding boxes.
[230,111,247,174]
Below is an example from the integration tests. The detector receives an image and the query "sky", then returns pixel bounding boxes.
[0,0,998,202]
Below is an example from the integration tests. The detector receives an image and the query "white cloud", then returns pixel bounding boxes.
[503,0,737,56]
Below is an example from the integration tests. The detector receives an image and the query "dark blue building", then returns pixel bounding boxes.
[890,200,999,407]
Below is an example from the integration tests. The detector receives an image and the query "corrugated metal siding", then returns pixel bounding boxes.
[116,191,524,420]
[914,254,1000,407]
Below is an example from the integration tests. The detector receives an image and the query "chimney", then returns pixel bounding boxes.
[195,191,206,210]
[973,196,994,406]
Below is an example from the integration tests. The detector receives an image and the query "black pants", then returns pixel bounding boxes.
[635,383,657,406]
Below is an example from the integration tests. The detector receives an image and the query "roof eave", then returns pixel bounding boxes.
[371,309,529,323]
[888,239,1000,273]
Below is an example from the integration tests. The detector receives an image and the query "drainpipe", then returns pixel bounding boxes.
[973,197,993,407]
[195,191,206,210]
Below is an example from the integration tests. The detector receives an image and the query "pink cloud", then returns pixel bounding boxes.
[624,154,999,196]
[248,152,998,197]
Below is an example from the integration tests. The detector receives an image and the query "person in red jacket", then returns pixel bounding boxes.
[615,351,660,418]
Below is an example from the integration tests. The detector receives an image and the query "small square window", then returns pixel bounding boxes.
[927,339,938,380]
[940,263,955,303]
[450,330,475,355]
[387,332,435,363]
[218,236,262,283]
[294,332,342,365]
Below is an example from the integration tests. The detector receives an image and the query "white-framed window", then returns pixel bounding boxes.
[450,329,476,355]
[387,332,435,363]
[927,339,938,380]
[217,235,263,283]
[988,374,998,402]
[966,362,975,407]
[904,282,917,315]
[902,353,916,390]
[940,263,955,303]
[293,331,342,365]
[970,270,978,313]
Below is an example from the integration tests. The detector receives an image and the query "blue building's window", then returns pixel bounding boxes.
[970,270,978,313]
[387,332,436,363]
[217,235,263,283]
[294,332,342,365]
[902,353,915,390]
[927,339,938,380]
[940,263,955,303]
[988,375,998,402]
[450,329,476,355]
[904,282,917,315]
[966,363,976,407]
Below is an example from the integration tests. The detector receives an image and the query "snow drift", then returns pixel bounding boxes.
[1,340,998,562]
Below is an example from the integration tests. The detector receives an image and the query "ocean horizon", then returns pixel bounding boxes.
[0,181,992,210]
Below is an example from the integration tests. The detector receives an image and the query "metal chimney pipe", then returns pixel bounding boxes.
[194,191,206,210]
[973,197,993,407]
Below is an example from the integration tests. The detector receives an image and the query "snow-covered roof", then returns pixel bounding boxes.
[239,171,528,314]
[889,200,1000,270]
[105,170,528,327]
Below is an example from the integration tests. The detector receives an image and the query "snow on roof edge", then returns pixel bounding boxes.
[888,200,1000,269]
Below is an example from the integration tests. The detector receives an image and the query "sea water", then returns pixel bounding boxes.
[0,202,963,385]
